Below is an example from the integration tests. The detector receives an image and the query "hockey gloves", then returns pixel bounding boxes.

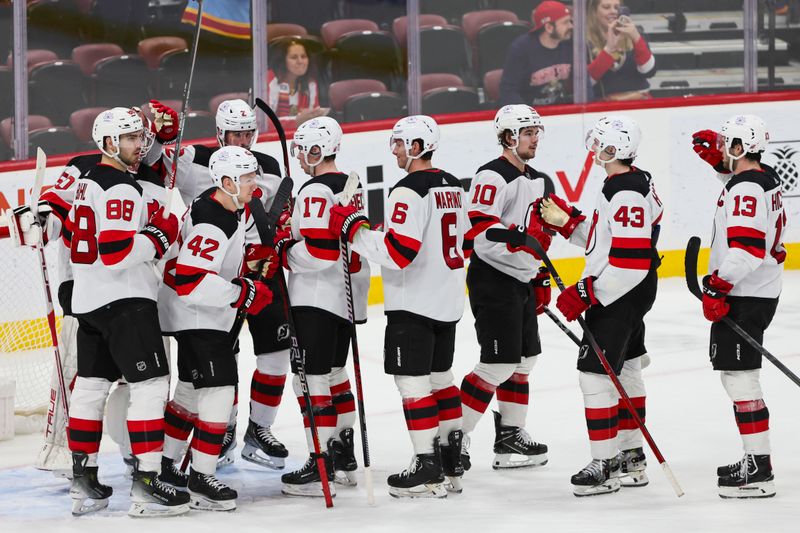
[691,129,730,175]
[232,277,272,315]
[702,271,733,322]
[0,201,52,247]
[141,206,179,259]
[273,228,295,270]
[556,277,599,322]
[150,100,180,144]
[532,266,551,315]
[245,244,280,279]
[534,194,586,239]
[507,222,551,260]
[329,204,369,243]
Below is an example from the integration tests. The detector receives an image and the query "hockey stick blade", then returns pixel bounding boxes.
[684,236,702,299]
[339,172,360,207]
[249,177,293,245]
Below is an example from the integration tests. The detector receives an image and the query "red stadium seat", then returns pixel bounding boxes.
[137,36,187,70]
[5,49,59,70]
[328,79,387,113]
[1,115,54,149]
[421,73,464,93]
[483,68,503,104]
[72,43,124,76]
[267,23,309,41]
[461,9,519,45]
[69,107,108,143]
[392,14,448,48]
[320,19,379,48]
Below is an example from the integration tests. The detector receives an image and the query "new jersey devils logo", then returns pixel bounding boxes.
[277,323,290,341]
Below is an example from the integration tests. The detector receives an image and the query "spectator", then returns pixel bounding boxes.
[500,1,574,107]
[586,0,656,101]
[267,38,328,127]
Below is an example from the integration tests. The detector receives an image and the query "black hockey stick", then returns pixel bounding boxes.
[254,98,290,174]
[486,228,685,497]
[542,306,582,346]
[684,236,800,387]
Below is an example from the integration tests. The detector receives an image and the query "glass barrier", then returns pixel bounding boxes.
[756,0,800,93]
[1,1,14,161]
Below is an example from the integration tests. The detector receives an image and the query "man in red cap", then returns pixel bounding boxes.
[500,1,573,107]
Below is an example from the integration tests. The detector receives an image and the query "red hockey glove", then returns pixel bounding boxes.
[231,277,272,315]
[245,244,280,279]
[141,206,179,259]
[507,223,551,260]
[556,277,598,321]
[702,271,733,322]
[149,100,180,143]
[691,129,729,174]
[273,227,294,270]
[534,194,586,239]
[329,204,369,243]
[277,209,291,231]
[532,266,551,315]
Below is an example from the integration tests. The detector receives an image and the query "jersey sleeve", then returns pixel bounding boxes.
[174,222,240,306]
[592,190,654,305]
[717,181,769,285]
[352,185,425,270]
[285,183,339,272]
[97,184,158,269]
[40,162,80,243]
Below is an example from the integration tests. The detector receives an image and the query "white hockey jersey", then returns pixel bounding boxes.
[352,168,466,323]
[569,168,663,306]
[709,165,786,298]
[159,187,247,333]
[466,157,554,282]
[286,172,369,322]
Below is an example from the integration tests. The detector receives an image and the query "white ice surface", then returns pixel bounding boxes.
[1,274,799,533]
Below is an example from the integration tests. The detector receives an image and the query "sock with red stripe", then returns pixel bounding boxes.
[250,351,289,427]
[431,370,462,440]
[580,371,619,460]
[460,362,516,433]
[68,377,113,466]
[293,373,337,452]
[190,386,235,475]
[330,366,356,440]
[127,376,169,472]
[497,372,529,428]
[396,375,438,455]
[163,380,197,461]
[618,357,646,450]
[721,370,771,455]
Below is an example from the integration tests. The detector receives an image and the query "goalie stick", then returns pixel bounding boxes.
[486,227,685,498]
[684,236,800,387]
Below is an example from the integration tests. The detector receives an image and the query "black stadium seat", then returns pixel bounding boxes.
[327,31,402,89]
[269,0,338,36]
[422,86,481,114]
[476,22,529,77]
[29,60,86,125]
[92,54,150,107]
[420,0,481,25]
[182,111,217,141]
[28,127,80,157]
[343,92,405,123]
[0,66,11,121]
[420,26,473,82]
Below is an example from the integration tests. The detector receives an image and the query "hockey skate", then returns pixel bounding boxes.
[388,442,447,499]
[492,411,548,469]
[461,432,472,472]
[718,454,776,499]
[188,469,238,511]
[241,420,288,470]
[440,430,465,493]
[281,454,337,498]
[217,423,237,469]
[159,456,189,489]
[617,447,648,487]
[69,452,113,516]
[571,458,621,497]
[128,460,191,517]
[328,428,358,486]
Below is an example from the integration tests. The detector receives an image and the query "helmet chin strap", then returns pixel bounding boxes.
[508,137,529,167]
[223,182,243,210]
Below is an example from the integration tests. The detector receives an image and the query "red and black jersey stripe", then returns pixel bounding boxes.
[608,236,652,270]
[40,190,71,225]
[98,229,136,266]
[385,229,421,268]
[727,226,766,259]
[175,263,213,296]
[299,227,339,261]
[466,211,500,241]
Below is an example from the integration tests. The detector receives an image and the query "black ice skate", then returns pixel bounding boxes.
[328,428,358,486]
[188,468,238,511]
[571,458,621,497]
[718,454,776,499]
[70,452,113,516]
[440,430,465,493]
[241,419,288,470]
[492,411,548,469]
[387,443,447,499]
[717,457,744,477]
[281,454,336,498]
[129,459,191,517]
[217,423,236,468]
[461,432,472,472]
[618,447,648,487]
[159,456,188,489]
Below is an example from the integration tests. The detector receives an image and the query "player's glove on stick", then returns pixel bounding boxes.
[232,277,272,315]
[691,129,729,175]
[532,266,551,315]
[329,204,369,243]
[1,201,52,247]
[273,228,295,270]
[702,271,733,322]
[141,206,179,259]
[507,223,551,260]
[245,244,280,279]
[534,194,586,239]
[150,100,180,143]
[556,276,599,321]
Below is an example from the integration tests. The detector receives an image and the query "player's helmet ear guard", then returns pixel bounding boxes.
[92,107,146,168]
[290,116,343,170]
[209,145,260,208]
[585,114,641,164]
[390,115,440,171]
[216,99,259,149]
[719,114,769,161]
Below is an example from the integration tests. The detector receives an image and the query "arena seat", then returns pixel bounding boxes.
[420,0,481,25]
[137,36,187,70]
[328,79,388,114]
[392,14,449,48]
[419,25,473,83]
[421,73,465,93]
[343,92,405,123]
[92,54,150,107]
[422,86,481,114]
[69,107,107,146]
[461,10,519,45]
[483,68,503,105]
[476,21,529,77]
[29,60,86,125]
[28,127,80,157]
[71,43,124,76]
[5,49,59,70]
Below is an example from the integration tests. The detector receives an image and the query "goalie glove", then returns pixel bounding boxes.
[150,99,180,143]
[534,194,586,239]
[0,201,53,247]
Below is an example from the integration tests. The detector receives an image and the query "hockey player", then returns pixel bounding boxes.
[536,115,662,496]
[277,116,369,496]
[162,98,290,470]
[458,105,552,471]
[691,115,785,499]
[158,146,273,510]
[65,107,189,516]
[330,115,468,498]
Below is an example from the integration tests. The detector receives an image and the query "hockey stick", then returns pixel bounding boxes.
[542,306,582,346]
[254,98,290,173]
[486,228,685,498]
[684,236,800,387]
[337,172,375,505]
[164,0,204,216]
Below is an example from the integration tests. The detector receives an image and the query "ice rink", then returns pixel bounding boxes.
[1,273,799,533]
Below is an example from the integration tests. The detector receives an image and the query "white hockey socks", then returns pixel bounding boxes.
[431,369,462,440]
[460,362,516,434]
[127,376,169,472]
[396,375,438,455]
[163,380,197,461]
[330,366,355,439]
[191,386,235,476]
[292,373,337,453]
[67,377,113,467]
[721,370,771,455]
[580,371,619,460]
[249,350,289,427]
[618,357,646,451]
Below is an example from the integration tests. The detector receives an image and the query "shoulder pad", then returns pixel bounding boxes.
[190,188,240,239]
[65,154,102,174]
[602,169,651,201]
[476,158,523,184]
[725,166,781,193]
[391,169,461,198]
[298,172,348,195]
[84,165,143,194]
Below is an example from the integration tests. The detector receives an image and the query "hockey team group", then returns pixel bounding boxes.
[0,97,787,517]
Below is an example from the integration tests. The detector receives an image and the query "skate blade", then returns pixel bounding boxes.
[333,470,358,486]
[189,492,237,512]
[388,483,448,499]
[492,453,548,469]
[445,476,463,494]
[217,450,236,469]
[54,469,73,480]
[573,478,621,497]
[718,480,776,499]
[241,444,286,470]
[281,481,337,498]
[71,496,109,516]
[128,501,191,517]
[620,470,649,487]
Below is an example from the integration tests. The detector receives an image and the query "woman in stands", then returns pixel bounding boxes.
[586,0,656,101]
[267,38,328,127]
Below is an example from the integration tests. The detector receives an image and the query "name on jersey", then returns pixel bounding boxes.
[434,190,463,210]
